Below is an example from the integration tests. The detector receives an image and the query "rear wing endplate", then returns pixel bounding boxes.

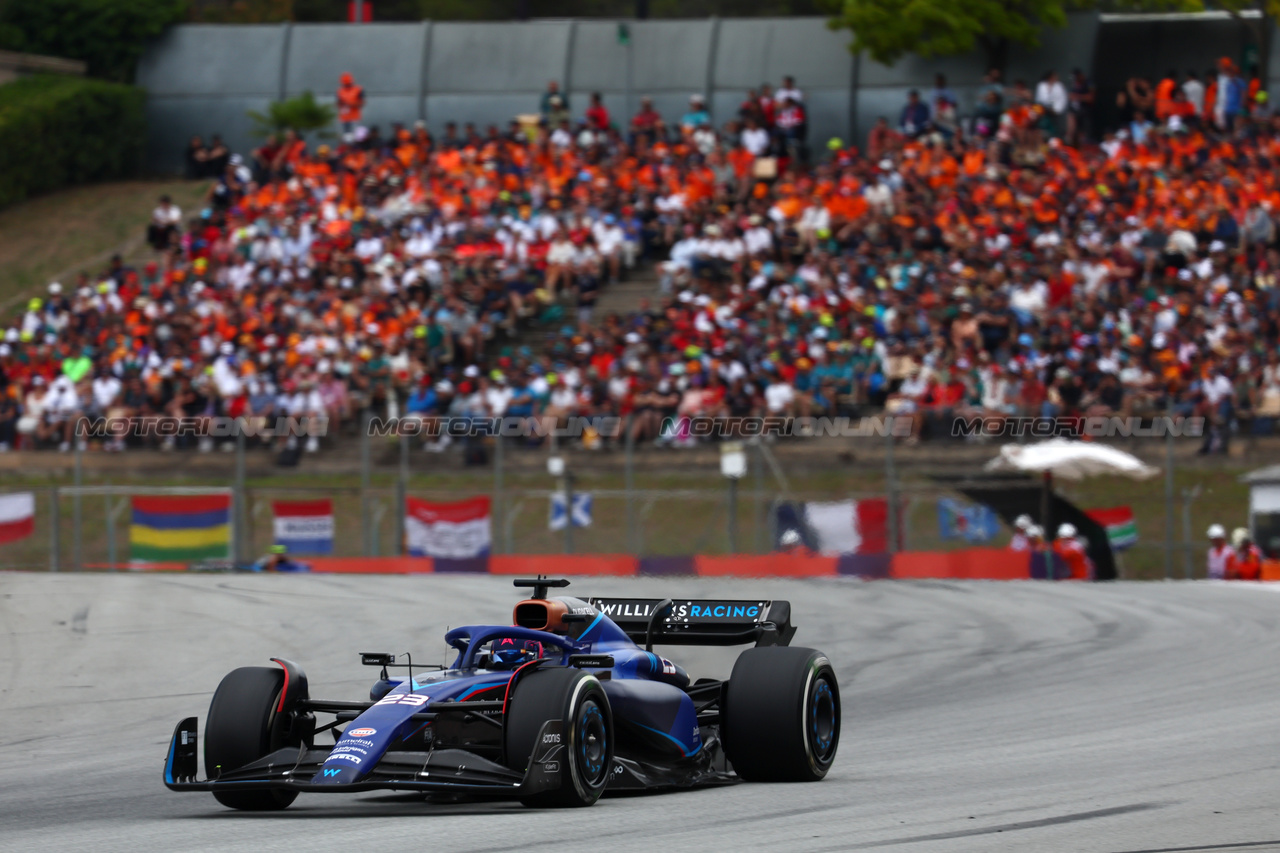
[587,598,795,647]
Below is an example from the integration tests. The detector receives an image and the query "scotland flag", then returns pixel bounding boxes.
[550,492,592,530]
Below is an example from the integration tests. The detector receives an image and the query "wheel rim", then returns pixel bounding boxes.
[577,698,608,788]
[809,676,837,765]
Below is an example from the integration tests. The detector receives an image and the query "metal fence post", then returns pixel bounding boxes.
[624,416,636,554]
[563,473,574,554]
[396,433,409,556]
[72,440,82,570]
[106,495,115,570]
[361,410,372,557]
[1164,400,1175,580]
[754,440,765,553]
[49,486,59,572]
[234,430,247,564]
[885,426,898,553]
[493,432,503,555]
[727,477,738,554]
[1181,485,1201,579]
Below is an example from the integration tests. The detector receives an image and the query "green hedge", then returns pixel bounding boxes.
[0,74,146,209]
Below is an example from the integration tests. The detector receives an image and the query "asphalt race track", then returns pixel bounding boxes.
[2,574,1279,853]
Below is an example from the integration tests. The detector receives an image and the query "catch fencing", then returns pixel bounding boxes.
[0,423,1223,582]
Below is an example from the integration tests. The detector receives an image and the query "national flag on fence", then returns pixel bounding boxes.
[1085,506,1139,550]
[131,494,231,562]
[774,499,889,554]
[405,497,491,559]
[0,492,35,544]
[550,492,592,530]
[937,498,1000,543]
[272,499,334,555]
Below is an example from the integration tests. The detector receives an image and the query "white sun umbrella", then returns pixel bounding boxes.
[984,439,1161,481]
[984,439,1160,580]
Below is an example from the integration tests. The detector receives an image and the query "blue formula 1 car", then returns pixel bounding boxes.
[163,577,841,809]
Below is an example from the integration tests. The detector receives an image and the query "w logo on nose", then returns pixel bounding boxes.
[323,768,342,777]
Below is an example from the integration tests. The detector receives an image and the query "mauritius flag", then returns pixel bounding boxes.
[1085,506,1138,551]
[131,494,232,562]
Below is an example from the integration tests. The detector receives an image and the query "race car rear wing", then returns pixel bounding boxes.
[587,598,795,647]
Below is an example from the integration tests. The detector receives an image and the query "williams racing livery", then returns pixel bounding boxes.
[163,577,841,809]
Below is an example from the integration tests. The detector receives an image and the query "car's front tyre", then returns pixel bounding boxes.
[204,666,298,810]
[505,667,613,807]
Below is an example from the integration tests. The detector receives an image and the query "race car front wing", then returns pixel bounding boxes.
[162,716,565,797]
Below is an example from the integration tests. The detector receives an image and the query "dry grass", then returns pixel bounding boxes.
[0,179,209,311]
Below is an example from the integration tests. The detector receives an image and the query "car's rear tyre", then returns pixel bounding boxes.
[205,666,298,811]
[505,667,613,807]
[723,646,840,782]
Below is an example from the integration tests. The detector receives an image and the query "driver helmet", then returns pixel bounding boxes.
[492,637,543,668]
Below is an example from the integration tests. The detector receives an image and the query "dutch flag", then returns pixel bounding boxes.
[272,500,334,555]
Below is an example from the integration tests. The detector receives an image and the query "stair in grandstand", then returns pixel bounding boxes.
[492,264,663,358]
[591,265,662,319]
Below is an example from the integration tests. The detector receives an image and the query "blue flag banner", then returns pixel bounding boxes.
[550,492,592,530]
[937,498,999,543]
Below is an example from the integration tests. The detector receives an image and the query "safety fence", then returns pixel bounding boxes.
[0,471,1228,581]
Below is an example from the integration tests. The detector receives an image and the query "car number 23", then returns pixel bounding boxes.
[375,693,430,707]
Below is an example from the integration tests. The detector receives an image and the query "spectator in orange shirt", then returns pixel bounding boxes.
[337,72,364,132]
[1052,523,1093,580]
[1226,528,1263,580]
[1155,70,1178,121]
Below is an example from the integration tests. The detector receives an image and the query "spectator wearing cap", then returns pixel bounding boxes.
[1226,527,1263,580]
[337,72,365,132]
[1052,523,1092,580]
[681,94,711,131]
[1009,515,1033,551]
[1206,524,1230,579]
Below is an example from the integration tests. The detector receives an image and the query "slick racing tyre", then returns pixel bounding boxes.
[205,666,297,810]
[505,667,613,808]
[723,647,840,782]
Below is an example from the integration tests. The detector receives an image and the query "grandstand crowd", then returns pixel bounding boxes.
[2,61,1279,453]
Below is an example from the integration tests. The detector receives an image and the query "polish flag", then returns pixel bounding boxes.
[0,493,35,543]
